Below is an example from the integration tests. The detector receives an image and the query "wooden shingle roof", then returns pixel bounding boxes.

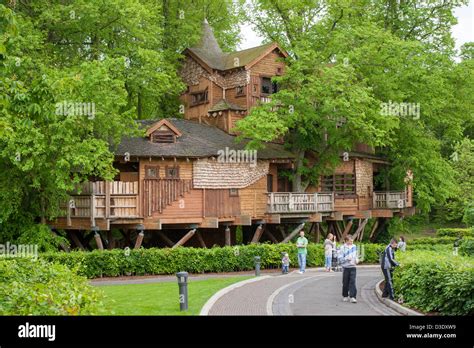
[186,20,287,71]
[114,118,294,160]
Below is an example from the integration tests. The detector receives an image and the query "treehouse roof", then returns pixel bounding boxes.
[114,118,294,160]
[186,20,287,71]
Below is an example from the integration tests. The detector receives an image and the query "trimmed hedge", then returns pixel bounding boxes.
[436,228,474,238]
[0,258,105,315]
[409,236,473,245]
[459,239,474,257]
[39,237,466,279]
[393,250,474,315]
[42,243,385,279]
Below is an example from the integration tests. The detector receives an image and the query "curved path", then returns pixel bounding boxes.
[203,266,400,316]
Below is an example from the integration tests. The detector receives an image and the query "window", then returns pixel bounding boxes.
[145,165,159,179]
[267,174,273,192]
[276,67,283,75]
[151,130,175,143]
[190,89,208,106]
[261,77,278,95]
[236,85,245,96]
[229,188,239,197]
[322,173,356,197]
[261,77,272,94]
[165,166,180,179]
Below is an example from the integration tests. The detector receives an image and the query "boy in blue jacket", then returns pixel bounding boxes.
[381,238,400,300]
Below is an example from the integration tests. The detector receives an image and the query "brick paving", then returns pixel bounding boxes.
[206,266,400,316]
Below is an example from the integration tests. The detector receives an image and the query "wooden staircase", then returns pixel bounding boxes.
[143,179,192,217]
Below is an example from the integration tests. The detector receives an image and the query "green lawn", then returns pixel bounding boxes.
[98,276,251,315]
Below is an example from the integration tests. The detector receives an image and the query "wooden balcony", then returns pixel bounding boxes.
[267,192,334,214]
[373,190,407,209]
[63,181,140,223]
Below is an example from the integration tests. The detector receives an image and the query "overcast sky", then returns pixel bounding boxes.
[239,1,474,53]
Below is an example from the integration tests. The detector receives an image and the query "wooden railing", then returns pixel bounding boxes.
[373,190,407,209]
[267,192,334,214]
[64,181,139,221]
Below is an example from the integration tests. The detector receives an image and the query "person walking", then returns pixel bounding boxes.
[296,231,308,274]
[324,233,335,272]
[338,234,358,303]
[397,236,406,252]
[381,238,400,300]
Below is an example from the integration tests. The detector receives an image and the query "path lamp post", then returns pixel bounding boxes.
[453,238,460,256]
[254,256,261,276]
[124,247,131,276]
[176,272,189,311]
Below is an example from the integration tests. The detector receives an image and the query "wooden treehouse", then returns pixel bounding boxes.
[49,20,415,249]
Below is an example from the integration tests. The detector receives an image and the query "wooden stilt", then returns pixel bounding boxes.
[67,231,85,251]
[315,223,321,243]
[281,223,305,243]
[277,225,287,240]
[224,226,231,246]
[172,229,196,248]
[370,218,387,242]
[250,225,264,244]
[196,230,206,248]
[352,218,368,241]
[264,228,279,243]
[319,222,328,238]
[134,231,145,249]
[94,231,104,250]
[335,221,343,240]
[157,231,174,247]
[52,230,70,252]
[342,219,354,239]
[369,219,380,240]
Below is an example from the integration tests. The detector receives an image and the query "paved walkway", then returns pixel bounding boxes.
[205,266,400,315]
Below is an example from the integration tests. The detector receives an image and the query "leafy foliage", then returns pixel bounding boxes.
[436,228,474,238]
[41,242,385,278]
[393,250,474,315]
[0,258,104,315]
[459,239,474,257]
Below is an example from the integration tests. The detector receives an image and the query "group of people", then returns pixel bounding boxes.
[281,231,407,303]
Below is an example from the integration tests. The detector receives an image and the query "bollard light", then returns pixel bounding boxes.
[176,271,189,311]
[254,256,261,277]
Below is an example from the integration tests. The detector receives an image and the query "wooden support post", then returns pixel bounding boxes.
[196,230,207,248]
[370,218,387,242]
[277,225,287,240]
[134,231,145,250]
[90,194,96,227]
[250,225,264,244]
[353,218,369,241]
[281,223,305,243]
[157,231,174,247]
[342,219,354,239]
[369,218,380,240]
[264,228,279,243]
[67,199,72,227]
[172,229,196,248]
[224,226,231,246]
[319,222,328,238]
[67,231,85,251]
[51,229,70,252]
[335,221,343,240]
[315,223,321,243]
[105,182,111,219]
[94,230,104,250]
